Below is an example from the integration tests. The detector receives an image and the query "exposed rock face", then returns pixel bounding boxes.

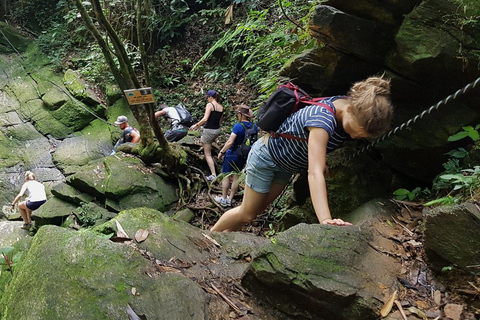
[423,203,480,273]
[242,222,400,319]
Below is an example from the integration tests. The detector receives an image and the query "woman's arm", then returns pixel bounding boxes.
[190,103,213,130]
[12,183,27,207]
[218,132,237,159]
[307,127,351,226]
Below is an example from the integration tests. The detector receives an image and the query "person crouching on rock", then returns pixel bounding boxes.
[111,115,140,155]
[11,171,47,230]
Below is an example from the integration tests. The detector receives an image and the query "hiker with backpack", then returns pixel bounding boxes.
[155,103,192,142]
[214,104,258,207]
[211,76,394,232]
[110,115,140,155]
[190,90,224,181]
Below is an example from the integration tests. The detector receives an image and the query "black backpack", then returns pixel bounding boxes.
[236,123,258,158]
[174,103,194,127]
[257,82,334,134]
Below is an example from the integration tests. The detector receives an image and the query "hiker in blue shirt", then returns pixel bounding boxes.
[211,76,394,232]
[215,105,257,207]
[110,115,140,155]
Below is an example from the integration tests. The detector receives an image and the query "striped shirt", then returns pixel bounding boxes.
[267,96,349,173]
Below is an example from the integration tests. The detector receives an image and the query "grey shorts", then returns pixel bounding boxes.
[201,128,221,144]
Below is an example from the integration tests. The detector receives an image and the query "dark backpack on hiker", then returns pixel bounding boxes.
[174,103,194,127]
[236,123,258,158]
[257,82,334,134]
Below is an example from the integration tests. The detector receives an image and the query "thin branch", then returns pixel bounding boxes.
[278,0,305,32]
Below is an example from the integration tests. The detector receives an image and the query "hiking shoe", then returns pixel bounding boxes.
[214,196,228,207]
[21,223,32,230]
[206,174,216,181]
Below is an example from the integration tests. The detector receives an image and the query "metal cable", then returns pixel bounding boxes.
[345,76,480,162]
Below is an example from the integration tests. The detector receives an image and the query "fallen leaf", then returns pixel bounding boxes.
[407,306,427,320]
[380,290,397,317]
[224,4,234,25]
[135,229,149,243]
[433,290,441,305]
[116,220,129,238]
[444,303,464,320]
[131,287,137,296]
[110,236,132,243]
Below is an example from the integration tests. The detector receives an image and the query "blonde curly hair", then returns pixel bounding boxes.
[348,76,393,137]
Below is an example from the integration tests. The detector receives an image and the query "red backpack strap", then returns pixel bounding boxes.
[271,132,308,141]
[270,97,335,142]
[301,97,335,115]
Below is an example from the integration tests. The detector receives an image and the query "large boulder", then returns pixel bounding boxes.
[67,156,177,212]
[242,220,401,319]
[423,203,480,273]
[0,209,277,319]
[0,224,210,320]
[52,119,113,169]
[0,221,30,247]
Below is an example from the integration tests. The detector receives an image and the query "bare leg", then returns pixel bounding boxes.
[211,183,286,232]
[228,174,239,200]
[203,143,216,176]
[221,175,230,199]
[18,201,32,224]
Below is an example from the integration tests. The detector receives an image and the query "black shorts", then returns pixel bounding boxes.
[26,200,46,211]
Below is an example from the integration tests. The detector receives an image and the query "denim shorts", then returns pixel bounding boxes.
[201,128,221,144]
[245,138,292,193]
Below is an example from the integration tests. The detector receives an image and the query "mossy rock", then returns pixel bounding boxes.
[67,156,177,212]
[41,87,69,111]
[242,223,397,319]
[0,225,209,319]
[63,69,102,106]
[32,197,77,227]
[0,22,32,54]
[52,119,113,168]
[51,182,94,206]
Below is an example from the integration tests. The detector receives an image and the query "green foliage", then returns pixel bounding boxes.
[447,125,480,142]
[192,0,317,92]
[0,247,22,276]
[423,196,457,207]
[76,202,100,227]
[427,125,480,206]
[392,187,425,201]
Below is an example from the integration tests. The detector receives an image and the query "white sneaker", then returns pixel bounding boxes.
[206,174,216,181]
[225,198,232,207]
[214,196,228,207]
